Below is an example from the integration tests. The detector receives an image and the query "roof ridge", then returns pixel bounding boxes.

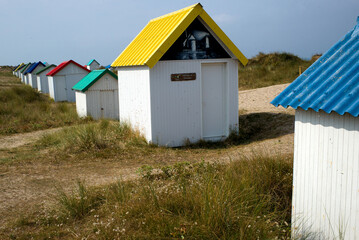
[36,64,57,75]
[46,60,90,76]
[150,3,201,22]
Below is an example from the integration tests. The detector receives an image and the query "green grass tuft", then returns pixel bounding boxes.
[36,120,147,153]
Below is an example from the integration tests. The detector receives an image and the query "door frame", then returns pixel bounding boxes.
[200,60,229,140]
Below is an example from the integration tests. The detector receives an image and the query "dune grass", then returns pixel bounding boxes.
[7,154,293,239]
[36,120,147,154]
[239,52,315,90]
[0,84,91,135]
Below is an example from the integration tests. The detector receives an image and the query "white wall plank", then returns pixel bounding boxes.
[293,108,359,239]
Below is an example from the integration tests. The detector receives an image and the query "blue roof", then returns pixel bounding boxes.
[105,64,111,69]
[271,17,359,117]
[87,59,99,66]
[24,61,45,74]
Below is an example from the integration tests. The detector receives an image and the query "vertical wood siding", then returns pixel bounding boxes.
[79,73,119,120]
[118,66,152,141]
[28,65,45,89]
[49,63,89,102]
[75,92,87,118]
[37,66,55,94]
[293,108,359,239]
[48,77,55,100]
[150,59,238,147]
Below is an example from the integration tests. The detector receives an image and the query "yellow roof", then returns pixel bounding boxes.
[14,63,25,72]
[112,3,248,68]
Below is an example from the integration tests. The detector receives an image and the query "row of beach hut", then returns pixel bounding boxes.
[12,59,119,120]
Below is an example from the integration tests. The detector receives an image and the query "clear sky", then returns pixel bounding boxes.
[1,0,358,66]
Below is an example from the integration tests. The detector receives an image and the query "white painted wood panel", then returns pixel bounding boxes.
[48,77,55,100]
[75,92,87,118]
[28,65,45,89]
[87,61,100,71]
[150,59,238,147]
[118,66,152,141]
[293,108,359,240]
[37,66,55,94]
[201,62,226,139]
[50,63,89,102]
[65,73,88,102]
[150,60,201,146]
[75,73,119,120]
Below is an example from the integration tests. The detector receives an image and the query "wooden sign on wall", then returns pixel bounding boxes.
[171,73,196,81]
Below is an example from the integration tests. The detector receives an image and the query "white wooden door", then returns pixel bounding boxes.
[201,63,227,139]
[56,76,67,101]
[100,90,116,119]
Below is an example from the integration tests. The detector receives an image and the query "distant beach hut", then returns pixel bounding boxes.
[111,3,248,146]
[46,60,90,102]
[24,62,45,89]
[73,69,118,120]
[271,17,359,240]
[35,64,57,94]
[12,64,20,75]
[20,63,32,84]
[14,63,25,77]
[86,59,100,71]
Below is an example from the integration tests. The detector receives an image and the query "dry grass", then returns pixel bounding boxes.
[4,154,293,239]
[0,72,91,135]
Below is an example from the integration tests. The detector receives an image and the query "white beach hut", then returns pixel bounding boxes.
[20,63,32,84]
[271,17,359,240]
[46,60,90,102]
[111,3,248,147]
[14,63,24,78]
[35,64,57,94]
[12,64,21,75]
[86,59,100,71]
[73,69,119,120]
[25,62,45,89]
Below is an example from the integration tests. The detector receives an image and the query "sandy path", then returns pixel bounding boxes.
[0,83,295,228]
[239,83,294,115]
[0,128,63,149]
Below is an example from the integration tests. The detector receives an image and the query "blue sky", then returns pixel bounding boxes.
[1,0,358,66]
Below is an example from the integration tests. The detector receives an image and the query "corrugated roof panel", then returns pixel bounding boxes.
[111,3,247,68]
[72,69,118,92]
[271,18,359,117]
